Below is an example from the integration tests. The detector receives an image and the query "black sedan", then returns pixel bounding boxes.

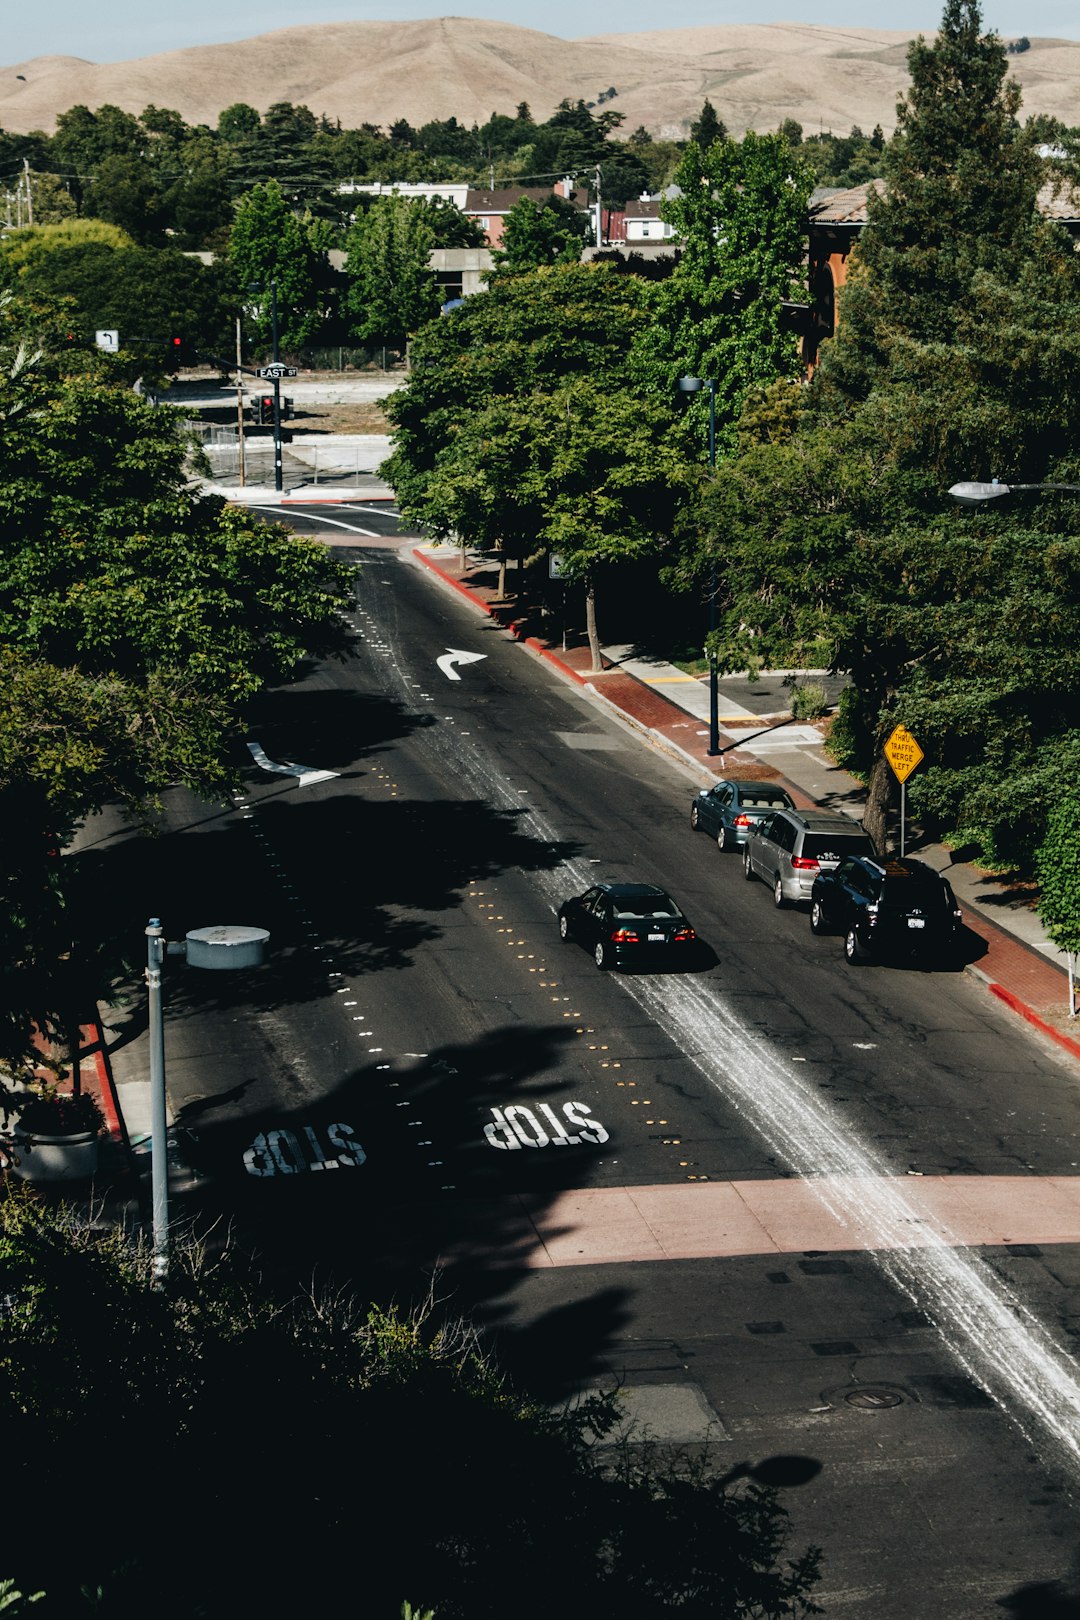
[810,855,963,964]
[690,778,795,851]
[558,883,697,971]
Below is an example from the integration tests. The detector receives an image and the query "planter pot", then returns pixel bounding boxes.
[11,1126,99,1183]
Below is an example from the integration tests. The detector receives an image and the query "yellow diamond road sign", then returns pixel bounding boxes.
[884,724,924,784]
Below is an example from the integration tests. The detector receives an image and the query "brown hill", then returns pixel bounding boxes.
[3,17,1080,141]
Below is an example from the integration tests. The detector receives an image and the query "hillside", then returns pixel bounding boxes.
[4,17,1080,140]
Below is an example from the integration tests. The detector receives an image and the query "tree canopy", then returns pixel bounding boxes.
[671,0,1080,860]
[344,194,442,351]
[0,290,344,1065]
[642,131,813,450]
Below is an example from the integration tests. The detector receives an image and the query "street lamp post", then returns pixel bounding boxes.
[949,479,1080,505]
[679,375,720,756]
[144,919,269,1284]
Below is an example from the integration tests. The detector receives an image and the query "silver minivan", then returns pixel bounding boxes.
[743,809,877,907]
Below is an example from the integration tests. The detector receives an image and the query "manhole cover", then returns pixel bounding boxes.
[845,1386,904,1409]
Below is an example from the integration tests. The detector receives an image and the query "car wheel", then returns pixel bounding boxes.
[690,803,700,830]
[773,873,787,909]
[559,914,571,942]
[810,898,828,935]
[742,848,755,882]
[594,941,608,970]
[844,927,866,964]
[717,824,728,853]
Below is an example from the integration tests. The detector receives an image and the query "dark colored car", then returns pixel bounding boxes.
[810,855,963,964]
[690,778,796,851]
[558,882,697,971]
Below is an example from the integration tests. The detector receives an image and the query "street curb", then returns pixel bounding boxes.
[984,981,1080,1063]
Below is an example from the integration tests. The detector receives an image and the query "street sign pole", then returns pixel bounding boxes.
[270,282,283,493]
[883,724,925,857]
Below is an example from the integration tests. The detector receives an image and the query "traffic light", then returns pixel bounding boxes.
[248,395,275,425]
[281,395,294,421]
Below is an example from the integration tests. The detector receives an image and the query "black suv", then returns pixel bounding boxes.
[810,856,963,965]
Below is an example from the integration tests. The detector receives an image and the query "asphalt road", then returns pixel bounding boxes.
[90,526,1080,1617]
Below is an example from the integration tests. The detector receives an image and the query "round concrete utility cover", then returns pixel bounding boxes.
[844,1386,904,1409]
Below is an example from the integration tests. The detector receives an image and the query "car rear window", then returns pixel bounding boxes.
[742,793,790,808]
[879,874,950,909]
[614,901,682,919]
[801,833,875,860]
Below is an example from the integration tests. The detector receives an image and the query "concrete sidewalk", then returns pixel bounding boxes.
[413,540,1080,1069]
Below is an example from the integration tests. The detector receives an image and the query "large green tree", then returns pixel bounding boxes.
[673,0,1080,860]
[642,130,813,450]
[384,261,662,514]
[0,292,343,1066]
[343,193,441,352]
[228,180,323,349]
[415,383,690,665]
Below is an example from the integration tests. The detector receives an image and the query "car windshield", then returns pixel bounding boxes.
[613,900,682,920]
[802,833,875,859]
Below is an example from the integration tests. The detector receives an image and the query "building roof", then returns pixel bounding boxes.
[809,181,883,225]
[809,174,1080,226]
[464,185,586,215]
[623,198,665,222]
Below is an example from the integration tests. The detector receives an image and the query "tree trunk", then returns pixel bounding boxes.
[585,577,603,674]
[495,540,507,602]
[863,752,893,856]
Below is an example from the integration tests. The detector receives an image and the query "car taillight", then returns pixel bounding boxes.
[610,928,639,943]
[733,814,750,827]
[673,927,695,942]
[791,856,819,870]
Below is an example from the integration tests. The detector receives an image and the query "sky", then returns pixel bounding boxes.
[8,0,1080,65]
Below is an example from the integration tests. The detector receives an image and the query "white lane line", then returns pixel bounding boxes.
[624,969,1080,1476]
[249,507,381,538]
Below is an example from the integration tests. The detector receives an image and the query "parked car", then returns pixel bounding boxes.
[690,779,796,851]
[810,855,963,964]
[743,809,877,907]
[558,882,697,970]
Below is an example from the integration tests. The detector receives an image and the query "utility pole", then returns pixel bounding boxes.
[594,163,602,247]
[23,158,33,227]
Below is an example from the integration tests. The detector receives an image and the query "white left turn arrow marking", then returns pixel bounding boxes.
[436,647,487,682]
[246,740,339,788]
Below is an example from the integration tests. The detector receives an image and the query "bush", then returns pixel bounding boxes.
[791,682,829,720]
[0,1188,824,1619]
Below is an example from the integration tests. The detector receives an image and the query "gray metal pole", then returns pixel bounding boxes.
[145,919,169,1283]
[235,316,246,488]
[900,779,906,858]
[270,282,283,493]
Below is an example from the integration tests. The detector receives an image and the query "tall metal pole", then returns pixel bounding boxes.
[706,380,719,757]
[235,315,246,488]
[145,919,169,1283]
[270,280,283,493]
